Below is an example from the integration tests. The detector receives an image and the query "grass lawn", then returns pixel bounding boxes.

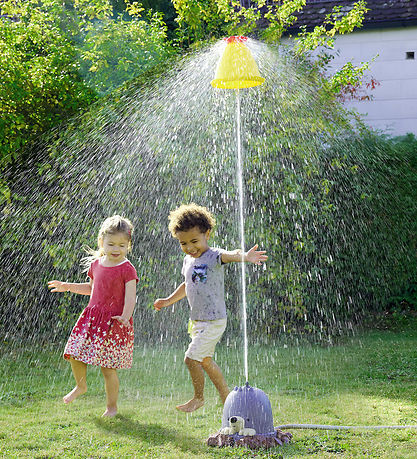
[1,322,417,458]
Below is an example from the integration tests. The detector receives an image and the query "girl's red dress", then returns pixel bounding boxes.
[63,258,138,369]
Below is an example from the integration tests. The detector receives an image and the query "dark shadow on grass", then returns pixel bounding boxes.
[93,414,205,454]
[94,416,316,458]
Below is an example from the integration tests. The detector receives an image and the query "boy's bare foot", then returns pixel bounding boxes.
[63,385,87,404]
[176,398,204,412]
[102,408,117,417]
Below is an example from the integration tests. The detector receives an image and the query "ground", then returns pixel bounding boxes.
[1,322,417,458]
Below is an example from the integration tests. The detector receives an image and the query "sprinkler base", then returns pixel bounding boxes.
[207,429,292,449]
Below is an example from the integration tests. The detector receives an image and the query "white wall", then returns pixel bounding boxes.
[283,27,417,136]
[330,27,417,136]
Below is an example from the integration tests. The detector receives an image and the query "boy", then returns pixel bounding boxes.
[154,203,267,412]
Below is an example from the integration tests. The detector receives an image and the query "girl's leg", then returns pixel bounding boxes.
[63,358,87,404]
[201,357,229,404]
[101,367,119,417]
[176,357,205,412]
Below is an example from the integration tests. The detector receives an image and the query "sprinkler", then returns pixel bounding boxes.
[208,39,292,449]
[207,382,292,449]
[211,36,265,89]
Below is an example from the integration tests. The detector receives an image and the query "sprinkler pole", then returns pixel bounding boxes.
[235,88,249,383]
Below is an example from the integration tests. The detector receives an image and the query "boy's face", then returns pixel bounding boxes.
[176,226,210,258]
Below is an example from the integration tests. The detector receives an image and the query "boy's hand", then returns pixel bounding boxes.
[154,299,168,311]
[245,244,268,265]
[111,315,132,328]
[48,280,68,292]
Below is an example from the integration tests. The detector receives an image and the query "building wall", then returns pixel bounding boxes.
[329,27,417,136]
[284,26,417,136]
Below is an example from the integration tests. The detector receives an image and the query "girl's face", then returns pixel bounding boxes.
[176,226,210,258]
[101,232,130,265]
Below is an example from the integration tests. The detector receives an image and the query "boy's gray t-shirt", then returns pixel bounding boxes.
[181,247,226,321]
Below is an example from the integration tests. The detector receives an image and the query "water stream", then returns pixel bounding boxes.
[234,89,249,383]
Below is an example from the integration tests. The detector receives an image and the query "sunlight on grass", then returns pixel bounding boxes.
[1,327,417,457]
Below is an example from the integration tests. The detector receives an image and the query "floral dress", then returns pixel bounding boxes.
[63,258,138,369]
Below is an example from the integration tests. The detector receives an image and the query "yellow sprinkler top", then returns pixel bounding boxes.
[211,36,265,89]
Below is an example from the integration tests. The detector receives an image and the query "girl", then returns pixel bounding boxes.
[48,215,138,417]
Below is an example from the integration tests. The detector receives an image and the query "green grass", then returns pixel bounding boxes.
[1,323,417,458]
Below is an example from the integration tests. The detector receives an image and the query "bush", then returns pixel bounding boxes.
[0,0,173,172]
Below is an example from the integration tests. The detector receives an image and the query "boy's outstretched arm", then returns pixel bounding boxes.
[154,282,186,311]
[221,244,268,265]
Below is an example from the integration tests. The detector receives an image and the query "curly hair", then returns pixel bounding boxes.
[168,203,216,237]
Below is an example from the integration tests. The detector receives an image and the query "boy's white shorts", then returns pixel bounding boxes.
[185,318,227,362]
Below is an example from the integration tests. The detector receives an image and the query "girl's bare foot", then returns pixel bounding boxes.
[102,408,117,417]
[63,385,86,404]
[176,398,204,412]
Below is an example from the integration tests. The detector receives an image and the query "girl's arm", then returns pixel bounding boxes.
[112,279,137,327]
[48,279,92,295]
[221,244,268,265]
[154,282,186,311]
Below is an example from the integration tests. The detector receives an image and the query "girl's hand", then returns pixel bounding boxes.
[48,280,68,293]
[245,244,268,265]
[111,315,132,328]
[154,299,168,311]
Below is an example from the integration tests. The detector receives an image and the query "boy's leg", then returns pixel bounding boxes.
[176,357,205,412]
[101,367,119,417]
[201,357,229,404]
[63,358,87,404]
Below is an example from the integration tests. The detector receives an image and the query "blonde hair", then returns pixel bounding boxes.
[168,203,216,237]
[81,215,134,271]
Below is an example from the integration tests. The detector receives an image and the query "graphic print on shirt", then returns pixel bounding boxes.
[192,264,208,284]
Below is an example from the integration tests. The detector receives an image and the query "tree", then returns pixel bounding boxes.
[0,0,172,178]
[0,1,96,170]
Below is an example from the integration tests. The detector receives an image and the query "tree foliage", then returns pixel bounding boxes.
[0,1,95,169]
[170,0,368,45]
[0,0,172,173]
